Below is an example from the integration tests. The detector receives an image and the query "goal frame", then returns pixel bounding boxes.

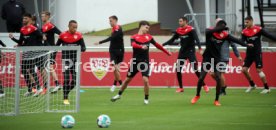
[1,46,81,116]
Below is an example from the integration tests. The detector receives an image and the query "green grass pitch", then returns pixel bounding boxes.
[0,88,276,130]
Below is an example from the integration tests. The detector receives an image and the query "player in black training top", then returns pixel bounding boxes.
[209,18,242,96]
[41,11,62,94]
[0,40,7,98]
[190,19,253,106]
[9,13,44,97]
[163,17,209,93]
[56,20,86,105]
[95,15,124,92]
[241,16,276,94]
[111,21,171,105]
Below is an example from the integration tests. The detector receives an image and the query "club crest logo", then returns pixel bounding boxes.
[74,35,78,39]
[90,58,110,80]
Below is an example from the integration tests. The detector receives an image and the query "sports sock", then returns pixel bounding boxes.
[113,80,117,85]
[118,90,123,95]
[55,80,60,86]
[118,80,122,85]
[145,95,149,100]
[264,83,269,89]
[249,80,255,87]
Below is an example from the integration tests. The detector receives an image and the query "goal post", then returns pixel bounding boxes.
[0,46,81,116]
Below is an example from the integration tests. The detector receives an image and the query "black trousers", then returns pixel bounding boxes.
[63,58,76,100]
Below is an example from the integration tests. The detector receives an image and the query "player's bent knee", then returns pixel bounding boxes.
[258,71,266,78]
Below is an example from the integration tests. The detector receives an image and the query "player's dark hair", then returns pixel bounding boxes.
[23,13,32,18]
[41,11,51,16]
[180,17,188,22]
[245,16,253,21]
[139,21,150,28]
[32,15,37,22]
[69,20,77,25]
[216,20,227,26]
[109,15,118,21]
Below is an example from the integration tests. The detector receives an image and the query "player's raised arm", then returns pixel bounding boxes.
[227,34,252,47]
[9,33,24,46]
[151,38,171,56]
[95,16,124,47]
[0,40,7,47]
[55,38,62,46]
[162,32,179,46]
[261,29,276,41]
[99,26,123,44]
[205,26,228,36]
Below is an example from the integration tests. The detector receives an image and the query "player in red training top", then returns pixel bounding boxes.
[111,21,171,105]
[9,13,44,97]
[191,19,253,106]
[163,17,209,93]
[41,11,62,94]
[56,20,86,105]
[241,16,276,94]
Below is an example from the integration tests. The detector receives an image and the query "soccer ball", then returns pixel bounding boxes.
[61,115,75,128]
[97,114,111,128]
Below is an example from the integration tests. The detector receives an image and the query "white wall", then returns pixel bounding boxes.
[56,0,77,32]
[56,0,158,33]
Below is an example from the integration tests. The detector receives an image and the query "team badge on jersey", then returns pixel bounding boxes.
[145,36,149,40]
[74,35,78,40]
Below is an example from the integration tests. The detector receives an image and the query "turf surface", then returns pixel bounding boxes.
[0,88,276,130]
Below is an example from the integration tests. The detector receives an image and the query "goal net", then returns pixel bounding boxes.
[0,46,81,116]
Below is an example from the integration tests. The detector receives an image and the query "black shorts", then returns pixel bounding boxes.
[50,52,57,65]
[201,57,221,72]
[21,59,35,71]
[127,60,150,78]
[35,56,47,70]
[177,52,199,71]
[110,50,124,65]
[243,54,263,68]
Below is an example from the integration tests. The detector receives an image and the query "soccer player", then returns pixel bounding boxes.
[210,40,242,96]
[30,15,49,96]
[41,11,62,94]
[27,15,48,95]
[191,19,253,106]
[111,21,171,104]
[163,17,209,93]
[56,20,86,105]
[0,40,7,98]
[94,15,124,92]
[210,18,242,96]
[9,13,44,97]
[241,16,276,94]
